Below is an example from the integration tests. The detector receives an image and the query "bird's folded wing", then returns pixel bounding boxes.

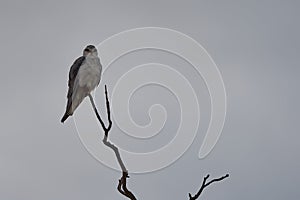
[67,56,85,98]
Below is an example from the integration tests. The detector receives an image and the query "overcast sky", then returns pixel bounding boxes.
[0,0,299,199]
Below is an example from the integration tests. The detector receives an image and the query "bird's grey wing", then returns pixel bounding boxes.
[64,56,85,115]
[96,57,102,86]
[61,56,86,122]
[67,56,85,98]
[70,61,90,113]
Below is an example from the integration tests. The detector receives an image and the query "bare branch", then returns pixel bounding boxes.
[89,85,137,200]
[188,174,229,200]
[88,93,106,132]
[89,85,228,200]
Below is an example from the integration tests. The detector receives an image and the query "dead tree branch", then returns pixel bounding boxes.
[88,85,228,200]
[188,174,229,200]
[88,85,137,200]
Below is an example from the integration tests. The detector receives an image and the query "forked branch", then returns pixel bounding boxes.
[88,85,228,200]
[88,85,137,200]
[188,174,229,200]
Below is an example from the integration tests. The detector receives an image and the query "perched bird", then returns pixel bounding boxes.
[61,45,102,123]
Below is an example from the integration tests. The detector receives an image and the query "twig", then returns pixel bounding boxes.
[188,174,229,200]
[88,85,137,200]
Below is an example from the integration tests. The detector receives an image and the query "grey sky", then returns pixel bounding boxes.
[0,0,299,199]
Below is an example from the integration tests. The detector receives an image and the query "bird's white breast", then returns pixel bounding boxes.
[77,55,102,92]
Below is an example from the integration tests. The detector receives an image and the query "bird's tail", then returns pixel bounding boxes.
[61,97,73,123]
[61,113,70,123]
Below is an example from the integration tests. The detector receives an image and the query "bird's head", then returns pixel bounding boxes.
[83,45,97,56]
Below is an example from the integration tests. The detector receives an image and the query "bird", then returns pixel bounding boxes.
[61,45,102,123]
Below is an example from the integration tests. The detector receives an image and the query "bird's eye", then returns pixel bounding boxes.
[84,49,91,52]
